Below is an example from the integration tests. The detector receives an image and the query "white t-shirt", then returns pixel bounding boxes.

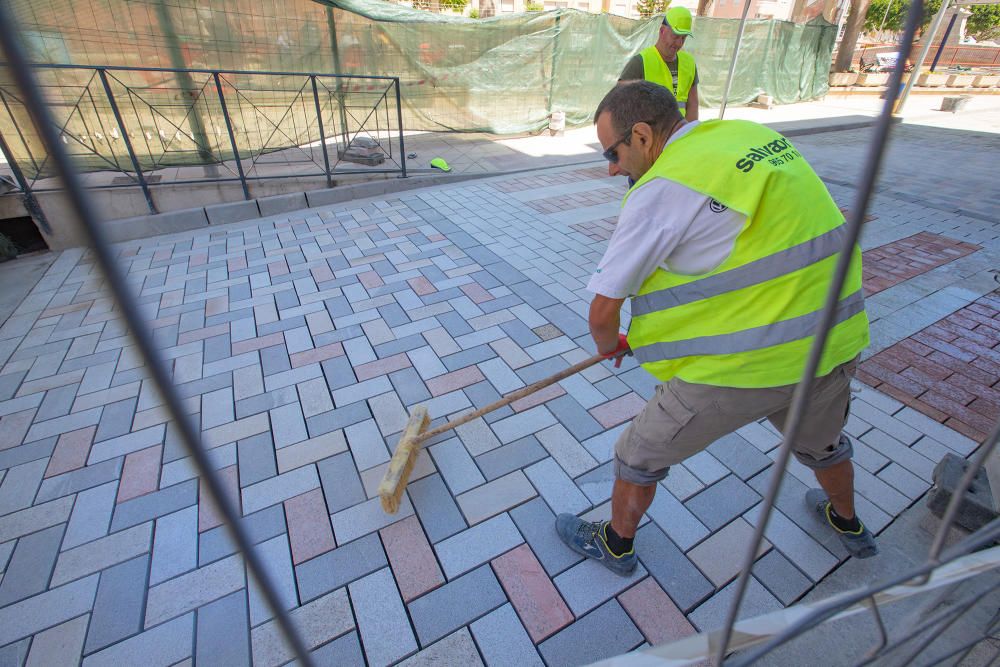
[587,122,746,300]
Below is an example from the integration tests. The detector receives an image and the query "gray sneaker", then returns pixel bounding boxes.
[806,489,878,559]
[555,514,638,576]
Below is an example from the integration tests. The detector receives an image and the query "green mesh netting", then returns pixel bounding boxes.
[5,0,835,177]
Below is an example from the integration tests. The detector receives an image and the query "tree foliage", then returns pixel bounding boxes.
[525,1,543,10]
[636,0,667,19]
[863,0,1000,41]
[966,4,1000,41]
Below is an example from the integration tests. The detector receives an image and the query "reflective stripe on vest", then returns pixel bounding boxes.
[622,120,869,388]
[639,47,695,115]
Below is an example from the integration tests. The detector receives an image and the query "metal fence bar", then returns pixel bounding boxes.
[0,61,400,81]
[213,71,251,200]
[0,9,316,667]
[396,78,407,178]
[713,0,925,661]
[97,68,157,214]
[718,0,753,120]
[311,75,333,188]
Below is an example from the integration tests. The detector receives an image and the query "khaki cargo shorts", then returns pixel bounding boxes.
[614,358,858,485]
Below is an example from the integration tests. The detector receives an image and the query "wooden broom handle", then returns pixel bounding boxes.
[415,352,615,444]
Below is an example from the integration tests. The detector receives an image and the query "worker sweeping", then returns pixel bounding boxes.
[555,81,876,576]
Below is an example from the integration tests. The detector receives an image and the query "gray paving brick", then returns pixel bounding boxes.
[687,577,783,633]
[580,425,625,464]
[635,522,713,612]
[409,473,467,544]
[878,463,930,500]
[237,431,277,487]
[0,496,74,544]
[849,399,923,445]
[345,418,391,472]
[574,461,615,505]
[525,457,591,515]
[707,433,773,481]
[492,406,557,444]
[248,533,297,626]
[24,614,89,667]
[307,401,371,438]
[87,424,165,465]
[686,474,762,531]
[894,407,977,455]
[470,603,543,667]
[399,628,483,666]
[52,521,152,589]
[853,464,911,516]
[0,539,12,573]
[321,355,357,393]
[35,382,79,422]
[537,423,598,478]
[317,451,365,514]
[63,480,118,550]
[251,588,355,667]
[295,532,387,603]
[82,612,193,667]
[510,497,582,576]
[310,630,364,666]
[408,564,505,646]
[0,574,98,647]
[0,437,55,474]
[0,458,47,516]
[269,402,308,448]
[199,505,286,566]
[661,463,706,501]
[85,554,149,653]
[331,495,413,545]
[94,397,137,443]
[145,553,244,628]
[860,429,935,480]
[388,367,431,407]
[200,386,235,430]
[752,549,812,605]
[297,376,334,419]
[684,450,730,485]
[429,437,485,495]
[440,345,497,373]
[0,636,30,666]
[0,523,63,606]
[548,395,605,441]
[350,567,418,665]
[195,590,250,665]
[475,435,546,481]
[111,478,198,532]
[435,512,524,579]
[456,470,536,525]
[538,599,642,667]
[555,557,647,616]
[150,505,198,586]
[242,464,319,515]
[743,505,839,582]
[461,380,512,424]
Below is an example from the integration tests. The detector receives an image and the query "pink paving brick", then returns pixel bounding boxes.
[290,342,345,368]
[284,488,336,564]
[427,234,446,242]
[190,252,208,267]
[358,270,384,289]
[0,408,38,452]
[380,515,444,602]
[152,248,172,262]
[354,352,413,381]
[589,393,648,429]
[311,263,335,284]
[460,283,494,304]
[425,366,485,397]
[178,323,230,346]
[159,290,185,309]
[227,256,247,272]
[511,383,566,412]
[205,295,229,317]
[39,301,93,319]
[199,465,241,532]
[492,544,574,643]
[268,260,290,278]
[618,577,696,645]
[45,426,96,478]
[117,445,162,503]
[231,332,285,356]
[408,276,436,296]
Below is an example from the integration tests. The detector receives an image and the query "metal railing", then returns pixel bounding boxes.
[0,63,407,217]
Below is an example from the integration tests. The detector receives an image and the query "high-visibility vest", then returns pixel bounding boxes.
[639,47,696,118]
[624,120,869,388]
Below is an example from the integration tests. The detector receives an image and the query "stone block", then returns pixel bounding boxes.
[258,192,308,218]
[927,453,998,532]
[205,200,260,226]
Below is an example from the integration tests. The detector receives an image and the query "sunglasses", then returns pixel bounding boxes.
[602,119,657,164]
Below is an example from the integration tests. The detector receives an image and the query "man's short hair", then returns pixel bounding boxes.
[593,81,681,135]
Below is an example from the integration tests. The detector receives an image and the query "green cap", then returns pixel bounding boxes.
[664,6,694,37]
[430,157,452,172]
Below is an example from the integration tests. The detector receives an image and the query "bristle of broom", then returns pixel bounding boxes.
[378,406,430,514]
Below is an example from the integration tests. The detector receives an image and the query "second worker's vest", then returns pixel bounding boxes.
[624,120,869,388]
[640,47,696,118]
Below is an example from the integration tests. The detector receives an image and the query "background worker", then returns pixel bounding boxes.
[556,81,876,576]
[619,6,699,121]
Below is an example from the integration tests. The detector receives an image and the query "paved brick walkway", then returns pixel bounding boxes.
[0,122,997,666]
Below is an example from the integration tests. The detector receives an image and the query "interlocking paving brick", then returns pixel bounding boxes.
[202,412,270,448]
[471,603,544,667]
[687,577,783,633]
[547,394,605,441]
[248,533,297,626]
[510,497,582,577]
[878,462,931,499]
[63,480,118,550]
[706,432,773,481]
[397,628,482,666]
[151,505,198,586]
[345,418,391,472]
[0,457,46,515]
[24,614,89,667]
[86,424,165,465]
[0,495,74,543]
[618,576,697,646]
[684,450,730,485]
[242,464,319,515]
[117,444,162,502]
[538,599,643,667]
[0,408,37,452]
[491,405,558,444]
[635,522,713,613]
[435,512,524,579]
[285,488,336,563]
[144,553,244,628]
[687,517,772,588]
[589,392,647,429]
[536,423,598,478]
[862,232,980,295]
[752,549,812,605]
[554,551,648,617]
[82,612,193,667]
[196,590,250,667]
[859,428,935,480]
[643,485,709,551]
[0,574,98,647]
[237,431,277,487]
[492,543,573,642]
[251,588,355,667]
[475,435,547,481]
[84,554,149,653]
[408,564,506,646]
[525,457,591,515]
[350,567,418,665]
[295,529,387,603]
[331,495,414,545]
[456,470,536,525]
[409,473,467,544]
[0,523,63,606]
[381,515,444,603]
[686,474,762,531]
[200,386,235,430]
[311,630,365,666]
[575,461,615,505]
[743,505,839,583]
[198,464,240,532]
[276,431,348,473]
[429,437,485,495]
[52,522,153,589]
[269,402,308,448]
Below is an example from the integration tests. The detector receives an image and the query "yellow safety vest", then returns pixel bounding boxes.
[624,120,869,388]
[639,47,696,118]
